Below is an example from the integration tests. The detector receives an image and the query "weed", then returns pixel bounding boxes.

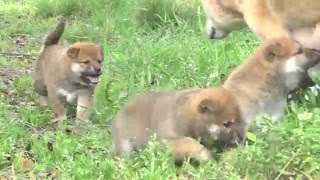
[0,0,319,179]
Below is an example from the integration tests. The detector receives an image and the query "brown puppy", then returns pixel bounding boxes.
[223,38,320,128]
[111,87,245,163]
[33,21,104,123]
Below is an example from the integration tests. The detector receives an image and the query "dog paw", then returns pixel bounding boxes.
[48,115,67,124]
[196,147,212,162]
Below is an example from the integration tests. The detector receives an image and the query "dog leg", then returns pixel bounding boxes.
[243,0,289,40]
[47,88,67,123]
[164,137,212,163]
[76,94,94,121]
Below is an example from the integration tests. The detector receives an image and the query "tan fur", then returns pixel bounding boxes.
[268,0,320,50]
[223,38,320,126]
[202,0,289,40]
[203,0,320,88]
[111,87,245,163]
[33,21,104,123]
[203,0,320,48]
[268,0,320,29]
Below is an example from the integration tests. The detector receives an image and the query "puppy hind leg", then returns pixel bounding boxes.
[39,96,49,106]
[33,80,49,106]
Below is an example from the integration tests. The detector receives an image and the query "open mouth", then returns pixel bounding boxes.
[80,73,101,84]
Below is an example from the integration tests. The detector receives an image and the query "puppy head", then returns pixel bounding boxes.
[261,37,320,90]
[203,0,245,39]
[67,42,104,85]
[192,87,245,145]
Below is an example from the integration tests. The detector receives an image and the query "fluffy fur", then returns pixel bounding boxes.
[202,0,320,89]
[33,21,104,123]
[223,37,320,129]
[111,87,245,163]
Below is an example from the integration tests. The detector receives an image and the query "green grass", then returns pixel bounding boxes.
[0,0,319,179]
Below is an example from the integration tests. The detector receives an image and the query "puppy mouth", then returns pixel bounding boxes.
[80,72,101,84]
[208,27,228,39]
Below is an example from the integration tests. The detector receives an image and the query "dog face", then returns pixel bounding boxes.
[262,37,320,90]
[67,42,104,86]
[205,14,245,39]
[203,0,245,39]
[193,88,246,145]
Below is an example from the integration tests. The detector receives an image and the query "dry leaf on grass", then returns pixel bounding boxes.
[22,157,36,172]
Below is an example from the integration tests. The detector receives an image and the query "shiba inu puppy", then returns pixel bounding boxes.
[33,21,104,123]
[111,87,246,163]
[223,37,320,128]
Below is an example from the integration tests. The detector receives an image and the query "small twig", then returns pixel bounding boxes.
[0,51,32,57]
[9,33,28,37]
[275,153,298,180]
[297,170,314,180]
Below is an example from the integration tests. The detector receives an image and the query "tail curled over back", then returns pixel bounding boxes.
[44,21,65,46]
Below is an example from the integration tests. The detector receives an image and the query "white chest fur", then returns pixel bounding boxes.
[57,88,77,103]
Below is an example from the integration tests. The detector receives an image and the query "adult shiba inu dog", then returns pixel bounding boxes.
[33,21,104,123]
[202,0,320,45]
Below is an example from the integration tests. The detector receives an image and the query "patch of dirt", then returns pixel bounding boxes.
[0,66,35,117]
[0,32,38,111]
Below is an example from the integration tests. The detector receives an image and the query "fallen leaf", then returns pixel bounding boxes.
[49,171,58,179]
[0,176,8,180]
[22,157,35,172]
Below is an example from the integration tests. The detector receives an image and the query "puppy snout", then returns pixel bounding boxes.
[95,67,102,74]
[230,128,246,145]
[301,48,320,68]
[207,27,228,39]
[209,27,216,39]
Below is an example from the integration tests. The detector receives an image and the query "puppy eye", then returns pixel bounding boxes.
[223,121,233,128]
[83,60,90,64]
[97,60,103,64]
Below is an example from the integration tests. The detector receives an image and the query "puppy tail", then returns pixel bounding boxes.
[44,21,65,46]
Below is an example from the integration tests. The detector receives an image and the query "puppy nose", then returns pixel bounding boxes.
[95,68,102,74]
[295,47,303,54]
[209,27,216,39]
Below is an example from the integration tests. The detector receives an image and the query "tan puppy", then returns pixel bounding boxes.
[111,87,246,163]
[223,38,320,128]
[33,21,104,123]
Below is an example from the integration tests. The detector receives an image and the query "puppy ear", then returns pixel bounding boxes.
[67,47,80,58]
[198,99,218,114]
[264,42,285,61]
